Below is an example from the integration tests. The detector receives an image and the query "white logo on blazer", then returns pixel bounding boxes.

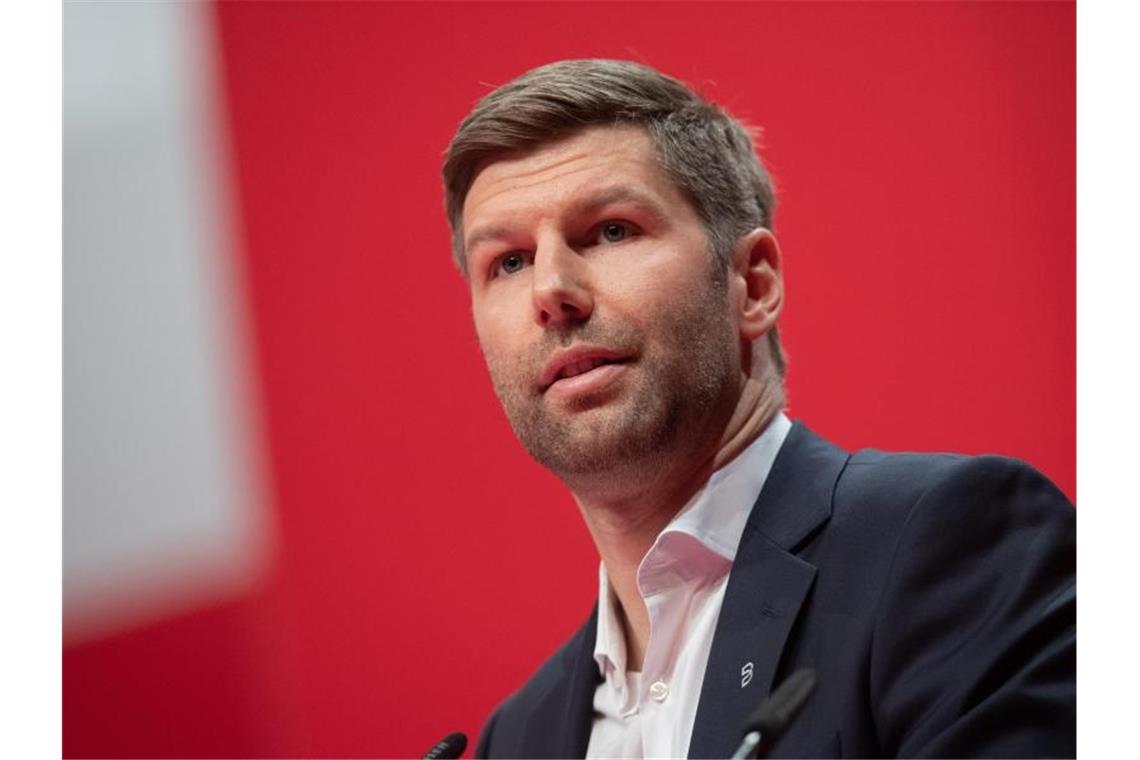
[741,661,754,688]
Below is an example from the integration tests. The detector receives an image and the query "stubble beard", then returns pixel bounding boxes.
[484,281,739,485]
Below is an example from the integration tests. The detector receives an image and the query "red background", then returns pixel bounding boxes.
[64,2,1074,757]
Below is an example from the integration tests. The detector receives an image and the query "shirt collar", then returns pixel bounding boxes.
[595,564,627,678]
[592,412,793,675]
[660,411,792,561]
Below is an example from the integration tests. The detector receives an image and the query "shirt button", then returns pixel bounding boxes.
[649,680,669,702]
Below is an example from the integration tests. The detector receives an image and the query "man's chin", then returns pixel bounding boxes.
[540,390,644,438]
[520,408,672,477]
[551,389,627,417]
[527,437,646,478]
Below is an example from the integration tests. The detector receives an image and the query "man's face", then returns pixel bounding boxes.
[462,126,742,478]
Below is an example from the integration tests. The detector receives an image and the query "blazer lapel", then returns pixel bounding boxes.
[520,606,602,758]
[688,423,849,758]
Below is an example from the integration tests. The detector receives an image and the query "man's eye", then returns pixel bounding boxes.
[497,253,528,276]
[599,222,633,244]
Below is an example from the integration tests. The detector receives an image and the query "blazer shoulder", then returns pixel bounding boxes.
[476,609,598,758]
[851,452,1076,756]
[837,447,1073,520]
[813,449,1074,578]
[493,618,591,712]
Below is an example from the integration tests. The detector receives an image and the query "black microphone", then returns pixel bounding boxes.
[730,668,817,759]
[423,731,467,759]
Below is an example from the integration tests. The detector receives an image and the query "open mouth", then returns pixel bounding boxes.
[544,355,633,396]
[554,356,625,382]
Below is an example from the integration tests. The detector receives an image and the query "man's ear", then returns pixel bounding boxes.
[730,228,784,342]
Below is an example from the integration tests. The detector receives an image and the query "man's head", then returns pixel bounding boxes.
[443,59,784,377]
[442,60,785,485]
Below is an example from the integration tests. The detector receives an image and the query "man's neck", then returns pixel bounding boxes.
[571,377,784,671]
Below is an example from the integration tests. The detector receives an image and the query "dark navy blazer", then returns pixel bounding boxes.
[476,423,1076,758]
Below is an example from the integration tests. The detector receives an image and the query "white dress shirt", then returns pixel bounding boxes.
[586,413,792,759]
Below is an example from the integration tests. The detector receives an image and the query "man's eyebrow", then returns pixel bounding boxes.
[573,185,669,223]
[464,223,515,258]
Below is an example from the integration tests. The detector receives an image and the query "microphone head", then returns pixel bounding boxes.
[423,731,467,759]
[742,668,817,737]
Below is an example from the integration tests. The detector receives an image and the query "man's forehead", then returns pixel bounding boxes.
[461,125,669,226]
[483,123,653,173]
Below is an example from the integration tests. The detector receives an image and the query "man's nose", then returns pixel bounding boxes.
[531,236,593,329]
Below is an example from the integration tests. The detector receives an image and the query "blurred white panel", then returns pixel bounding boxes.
[64,1,273,643]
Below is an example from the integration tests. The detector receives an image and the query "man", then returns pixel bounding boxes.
[441,59,1075,758]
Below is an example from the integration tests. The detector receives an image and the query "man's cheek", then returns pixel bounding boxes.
[484,347,531,396]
